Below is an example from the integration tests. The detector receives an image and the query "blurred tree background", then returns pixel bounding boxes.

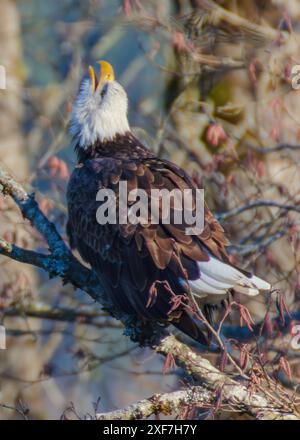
[0,0,300,419]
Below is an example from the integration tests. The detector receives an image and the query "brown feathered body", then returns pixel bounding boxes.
[67,132,268,343]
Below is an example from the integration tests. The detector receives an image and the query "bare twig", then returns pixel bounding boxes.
[216,200,300,221]
[246,143,300,154]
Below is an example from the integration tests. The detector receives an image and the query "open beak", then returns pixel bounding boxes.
[88,60,115,93]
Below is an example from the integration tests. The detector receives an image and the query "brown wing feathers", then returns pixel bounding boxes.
[67,145,231,343]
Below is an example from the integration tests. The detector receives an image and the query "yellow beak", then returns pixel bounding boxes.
[88,60,115,92]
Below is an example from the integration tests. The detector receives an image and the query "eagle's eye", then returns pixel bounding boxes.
[100,83,108,99]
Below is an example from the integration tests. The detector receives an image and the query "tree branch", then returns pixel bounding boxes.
[155,335,300,420]
[191,0,284,44]
[97,386,215,420]
[0,166,299,420]
[246,143,300,154]
[216,200,300,221]
[0,167,161,343]
[0,299,121,329]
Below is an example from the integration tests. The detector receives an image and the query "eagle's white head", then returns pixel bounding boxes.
[70,61,130,148]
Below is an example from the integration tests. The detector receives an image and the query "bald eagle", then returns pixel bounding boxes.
[67,61,270,344]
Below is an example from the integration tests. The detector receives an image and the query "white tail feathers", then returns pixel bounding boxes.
[188,255,271,299]
[248,274,271,291]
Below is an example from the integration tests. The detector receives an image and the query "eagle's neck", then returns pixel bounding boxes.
[75,132,154,163]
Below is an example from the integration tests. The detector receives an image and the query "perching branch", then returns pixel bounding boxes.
[97,385,215,420]
[0,166,299,420]
[155,335,300,420]
[0,167,159,344]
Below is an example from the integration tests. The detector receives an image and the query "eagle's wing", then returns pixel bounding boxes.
[67,156,270,343]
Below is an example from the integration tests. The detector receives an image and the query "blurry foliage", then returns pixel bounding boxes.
[0,0,300,419]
